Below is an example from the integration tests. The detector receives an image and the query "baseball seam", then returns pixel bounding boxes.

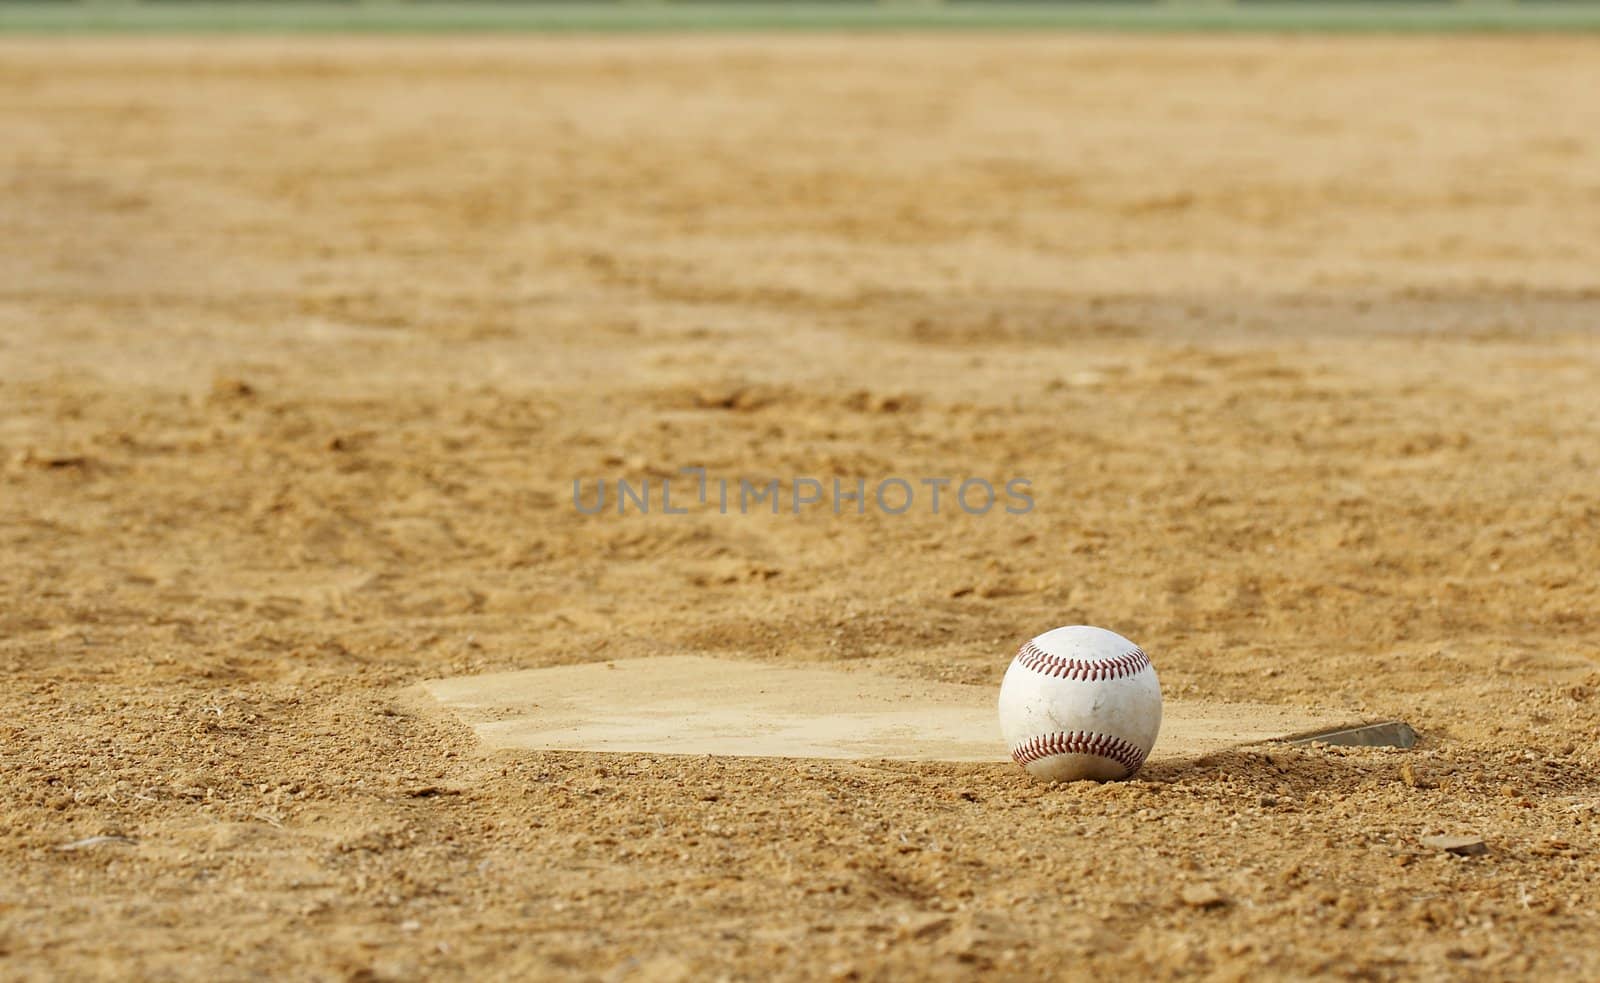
[1014,640,1151,682]
[1009,730,1149,777]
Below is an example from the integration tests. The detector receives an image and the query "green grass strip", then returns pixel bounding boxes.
[3,1,1600,35]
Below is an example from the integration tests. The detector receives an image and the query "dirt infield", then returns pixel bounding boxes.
[2,36,1599,980]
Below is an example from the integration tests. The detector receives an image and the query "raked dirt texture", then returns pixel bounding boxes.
[1,36,1599,980]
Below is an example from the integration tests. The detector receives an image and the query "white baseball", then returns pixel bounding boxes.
[997,625,1162,782]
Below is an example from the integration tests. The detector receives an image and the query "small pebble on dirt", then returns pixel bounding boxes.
[1180,883,1228,909]
[1421,835,1488,856]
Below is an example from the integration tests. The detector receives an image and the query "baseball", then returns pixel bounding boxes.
[997,625,1162,782]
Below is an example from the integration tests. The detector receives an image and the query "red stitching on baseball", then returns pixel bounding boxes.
[1014,640,1151,682]
[1009,730,1149,777]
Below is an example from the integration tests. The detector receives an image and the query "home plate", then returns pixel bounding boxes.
[412,656,1381,764]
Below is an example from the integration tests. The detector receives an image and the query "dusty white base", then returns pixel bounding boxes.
[413,657,1361,764]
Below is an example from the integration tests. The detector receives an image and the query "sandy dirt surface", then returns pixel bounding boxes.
[2,35,1599,980]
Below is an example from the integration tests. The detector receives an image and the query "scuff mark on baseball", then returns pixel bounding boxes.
[998,625,1162,782]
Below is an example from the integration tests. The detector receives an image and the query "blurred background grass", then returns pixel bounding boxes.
[4,0,1600,35]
